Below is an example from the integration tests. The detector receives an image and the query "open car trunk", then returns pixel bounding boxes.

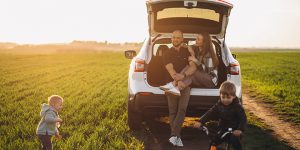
[145,0,232,89]
[146,38,228,89]
[146,0,233,38]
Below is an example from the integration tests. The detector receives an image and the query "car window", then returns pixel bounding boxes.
[152,39,218,56]
[157,8,220,22]
[153,44,172,56]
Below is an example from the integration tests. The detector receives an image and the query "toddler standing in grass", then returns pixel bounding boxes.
[36,95,63,150]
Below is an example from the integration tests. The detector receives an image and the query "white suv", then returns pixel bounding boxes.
[125,0,241,130]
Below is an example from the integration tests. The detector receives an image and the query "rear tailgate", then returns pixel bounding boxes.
[146,0,233,38]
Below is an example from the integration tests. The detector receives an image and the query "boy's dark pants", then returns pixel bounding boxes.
[38,134,52,150]
[213,134,242,150]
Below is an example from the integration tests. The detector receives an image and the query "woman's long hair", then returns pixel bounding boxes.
[198,32,219,68]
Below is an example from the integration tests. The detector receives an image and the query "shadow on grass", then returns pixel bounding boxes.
[130,117,294,150]
[243,124,294,150]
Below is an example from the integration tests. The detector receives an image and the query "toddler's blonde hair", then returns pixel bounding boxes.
[48,95,63,106]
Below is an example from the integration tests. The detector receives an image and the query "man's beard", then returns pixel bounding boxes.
[173,42,181,48]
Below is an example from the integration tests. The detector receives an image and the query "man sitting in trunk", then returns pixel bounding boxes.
[160,30,197,147]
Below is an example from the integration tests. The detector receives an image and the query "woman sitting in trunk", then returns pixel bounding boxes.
[181,32,219,89]
[160,32,219,95]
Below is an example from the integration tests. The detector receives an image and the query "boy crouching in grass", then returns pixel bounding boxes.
[36,95,63,150]
[194,81,247,150]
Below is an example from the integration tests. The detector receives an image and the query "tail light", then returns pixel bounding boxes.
[229,62,240,75]
[210,145,217,150]
[134,59,145,72]
[138,92,153,96]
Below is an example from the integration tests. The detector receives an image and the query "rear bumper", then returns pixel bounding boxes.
[130,93,219,117]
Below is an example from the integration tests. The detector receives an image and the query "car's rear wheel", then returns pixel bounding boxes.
[127,99,142,130]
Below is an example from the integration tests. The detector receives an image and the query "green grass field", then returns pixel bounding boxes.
[0,52,143,149]
[0,51,296,149]
[236,52,300,124]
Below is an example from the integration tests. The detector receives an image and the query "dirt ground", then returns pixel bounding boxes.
[132,117,211,150]
[243,94,300,150]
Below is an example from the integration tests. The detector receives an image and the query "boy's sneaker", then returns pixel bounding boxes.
[160,82,174,91]
[176,137,184,147]
[168,136,177,146]
[165,87,181,96]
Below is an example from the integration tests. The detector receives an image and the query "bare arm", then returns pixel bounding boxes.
[183,61,197,76]
[188,46,202,67]
[165,63,177,80]
[164,47,196,80]
[188,46,195,57]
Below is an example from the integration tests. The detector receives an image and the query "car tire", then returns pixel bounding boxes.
[127,99,142,130]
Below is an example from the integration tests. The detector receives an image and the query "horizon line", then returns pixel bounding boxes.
[0,41,300,50]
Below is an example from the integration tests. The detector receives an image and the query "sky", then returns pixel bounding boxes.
[0,0,299,48]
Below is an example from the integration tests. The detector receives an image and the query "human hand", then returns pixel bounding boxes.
[56,117,63,123]
[177,81,186,90]
[174,73,184,81]
[233,130,242,137]
[181,43,188,48]
[193,122,202,128]
[188,56,197,63]
[56,122,61,128]
[171,73,177,80]
[55,133,62,140]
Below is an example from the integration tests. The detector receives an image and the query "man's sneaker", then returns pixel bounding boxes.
[176,137,184,147]
[165,87,181,96]
[168,136,177,146]
[160,82,174,91]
